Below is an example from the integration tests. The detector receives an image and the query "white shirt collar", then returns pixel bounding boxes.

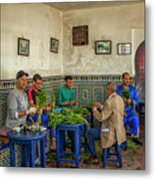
[123,85,129,90]
[108,92,116,99]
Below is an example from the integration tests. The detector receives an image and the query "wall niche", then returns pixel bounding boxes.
[72,25,88,46]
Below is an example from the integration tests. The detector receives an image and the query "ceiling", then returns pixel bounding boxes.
[45,0,144,12]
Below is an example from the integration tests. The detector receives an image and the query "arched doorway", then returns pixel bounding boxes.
[135,41,145,102]
[135,41,145,117]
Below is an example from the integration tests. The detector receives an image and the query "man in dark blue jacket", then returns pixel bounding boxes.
[116,72,142,145]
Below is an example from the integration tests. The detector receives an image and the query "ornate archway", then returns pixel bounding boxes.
[135,41,145,102]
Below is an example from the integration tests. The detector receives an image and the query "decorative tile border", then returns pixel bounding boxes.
[71,75,122,83]
[0,76,63,90]
[0,74,126,90]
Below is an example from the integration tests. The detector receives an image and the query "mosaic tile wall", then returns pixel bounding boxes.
[72,75,122,107]
[0,145,22,167]
[0,76,63,126]
[0,75,123,126]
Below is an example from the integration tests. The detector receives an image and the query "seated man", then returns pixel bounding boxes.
[27,74,55,150]
[57,75,76,151]
[57,75,76,108]
[85,82,126,164]
[6,70,36,129]
[27,74,52,126]
[116,72,142,145]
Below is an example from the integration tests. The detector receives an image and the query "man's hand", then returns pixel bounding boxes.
[45,105,51,111]
[92,106,97,112]
[69,101,76,105]
[94,102,101,108]
[62,101,76,106]
[38,108,43,115]
[126,99,132,105]
[51,101,55,108]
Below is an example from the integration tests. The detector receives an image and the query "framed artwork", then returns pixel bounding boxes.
[95,40,112,54]
[18,38,30,56]
[72,25,88,46]
[50,38,59,53]
[117,43,131,55]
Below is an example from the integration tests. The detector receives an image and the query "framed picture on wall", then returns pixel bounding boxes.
[50,38,59,53]
[95,40,112,54]
[117,43,131,55]
[18,38,30,56]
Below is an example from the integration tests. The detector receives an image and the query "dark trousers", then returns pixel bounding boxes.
[86,128,100,157]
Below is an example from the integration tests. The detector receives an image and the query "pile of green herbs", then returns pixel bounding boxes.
[48,108,89,129]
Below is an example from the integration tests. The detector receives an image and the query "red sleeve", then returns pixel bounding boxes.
[27,87,34,103]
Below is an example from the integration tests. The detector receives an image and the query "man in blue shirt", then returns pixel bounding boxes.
[116,72,142,145]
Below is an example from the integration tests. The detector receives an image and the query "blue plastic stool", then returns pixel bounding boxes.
[102,143,122,168]
[8,131,46,167]
[56,123,84,168]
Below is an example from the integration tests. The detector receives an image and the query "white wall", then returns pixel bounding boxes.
[1,3,63,79]
[1,2,144,79]
[63,2,144,76]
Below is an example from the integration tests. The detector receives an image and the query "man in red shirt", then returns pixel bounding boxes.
[27,74,49,126]
[27,74,56,150]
